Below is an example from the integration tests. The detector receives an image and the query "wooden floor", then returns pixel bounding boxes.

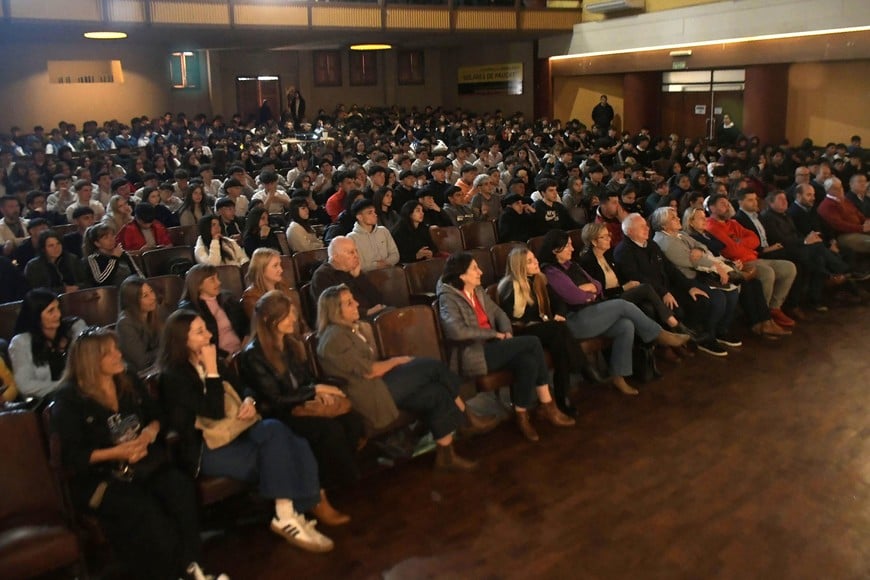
[203,303,870,580]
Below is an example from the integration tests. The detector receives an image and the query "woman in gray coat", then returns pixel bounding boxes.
[436,252,575,443]
[315,283,493,472]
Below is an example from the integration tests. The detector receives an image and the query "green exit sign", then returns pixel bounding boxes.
[672,60,687,70]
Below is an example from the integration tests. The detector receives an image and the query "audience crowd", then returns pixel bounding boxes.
[1,102,869,579]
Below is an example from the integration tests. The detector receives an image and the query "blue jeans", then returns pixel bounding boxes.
[200,419,320,512]
[565,299,662,377]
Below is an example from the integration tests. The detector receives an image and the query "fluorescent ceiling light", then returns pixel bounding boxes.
[350,44,392,51]
[83,31,128,40]
[551,25,870,60]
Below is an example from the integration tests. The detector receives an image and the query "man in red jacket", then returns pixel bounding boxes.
[116,202,173,251]
[818,177,870,266]
[705,193,797,328]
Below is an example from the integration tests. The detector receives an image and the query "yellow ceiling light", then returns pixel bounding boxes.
[84,31,128,40]
[350,44,392,51]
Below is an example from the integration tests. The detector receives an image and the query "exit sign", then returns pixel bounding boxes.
[672,60,687,70]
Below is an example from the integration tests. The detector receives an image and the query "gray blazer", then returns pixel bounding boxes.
[116,312,160,375]
[436,282,511,377]
[316,323,400,433]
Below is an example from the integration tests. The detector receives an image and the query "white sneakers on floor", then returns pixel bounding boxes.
[271,512,335,553]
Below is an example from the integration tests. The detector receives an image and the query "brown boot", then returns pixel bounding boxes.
[535,401,576,427]
[515,410,539,442]
[459,407,499,437]
[613,377,639,395]
[655,329,692,347]
[434,443,478,472]
[762,319,791,336]
[311,490,350,526]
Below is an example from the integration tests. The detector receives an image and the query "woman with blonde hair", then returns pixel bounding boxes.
[238,290,363,525]
[50,326,227,580]
[239,249,306,337]
[316,284,493,471]
[103,194,133,234]
[497,246,606,415]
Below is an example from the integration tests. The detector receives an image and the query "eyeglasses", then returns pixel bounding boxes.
[77,325,105,340]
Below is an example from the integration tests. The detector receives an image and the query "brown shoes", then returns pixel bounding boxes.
[434,443,478,472]
[459,407,499,437]
[655,329,692,347]
[613,376,639,395]
[311,489,351,526]
[515,410,539,442]
[752,320,791,338]
[770,308,796,328]
[535,401,576,427]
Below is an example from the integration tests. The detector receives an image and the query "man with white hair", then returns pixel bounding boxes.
[310,236,386,319]
[470,173,502,220]
[613,213,718,353]
[817,176,870,262]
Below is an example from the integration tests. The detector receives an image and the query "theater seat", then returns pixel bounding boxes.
[429,225,464,255]
[59,286,119,327]
[0,410,83,579]
[403,257,446,304]
[460,220,497,250]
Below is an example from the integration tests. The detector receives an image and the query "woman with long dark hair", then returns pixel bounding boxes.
[194,215,249,267]
[175,183,213,227]
[437,252,576,441]
[239,291,363,524]
[241,206,281,257]
[24,229,89,294]
[389,200,435,263]
[372,187,399,231]
[9,288,87,397]
[178,264,248,360]
[157,310,335,553]
[116,276,162,375]
[285,197,324,253]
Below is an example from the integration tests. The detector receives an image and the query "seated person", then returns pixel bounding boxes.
[83,223,145,287]
[116,276,162,375]
[578,222,691,335]
[12,216,48,271]
[310,237,386,319]
[323,190,364,245]
[498,193,535,243]
[25,229,89,294]
[238,290,364,524]
[684,207,790,338]
[441,185,476,227]
[65,179,105,222]
[705,193,797,328]
[0,255,28,303]
[117,203,173,251]
[286,197,324,253]
[242,206,282,257]
[214,197,244,244]
[316,284,492,470]
[373,187,400,231]
[0,356,18,402]
[240,248,304,333]
[178,264,248,360]
[347,198,400,272]
[533,178,577,236]
[158,310,334,553]
[194,215,249,267]
[594,190,625,246]
[62,206,96,257]
[175,184,213,228]
[437,252,576,441]
[818,176,870,264]
[416,187,452,229]
[103,194,133,235]
[9,288,87,398]
[50,327,227,580]
[24,190,67,226]
[498,246,607,415]
[389,200,435,263]
[141,186,179,228]
[650,207,742,354]
[537,230,690,396]
[470,173,502,221]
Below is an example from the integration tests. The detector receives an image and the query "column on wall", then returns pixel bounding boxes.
[622,72,661,136]
[534,54,553,121]
[743,64,789,145]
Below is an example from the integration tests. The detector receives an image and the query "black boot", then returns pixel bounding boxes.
[576,351,609,384]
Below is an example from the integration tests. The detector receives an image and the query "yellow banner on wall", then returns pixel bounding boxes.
[458,63,523,96]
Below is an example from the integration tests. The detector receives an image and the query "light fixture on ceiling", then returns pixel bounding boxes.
[83,31,128,40]
[350,44,392,51]
[669,49,692,57]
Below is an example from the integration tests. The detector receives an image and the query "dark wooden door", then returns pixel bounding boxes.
[661,92,710,141]
[236,78,282,124]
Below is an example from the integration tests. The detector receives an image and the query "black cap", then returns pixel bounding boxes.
[416,187,435,200]
[502,193,524,206]
[111,177,129,192]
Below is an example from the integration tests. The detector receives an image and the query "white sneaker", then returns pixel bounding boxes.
[186,562,230,580]
[271,513,334,553]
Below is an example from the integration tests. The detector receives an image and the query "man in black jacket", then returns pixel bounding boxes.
[613,213,715,351]
[498,193,535,243]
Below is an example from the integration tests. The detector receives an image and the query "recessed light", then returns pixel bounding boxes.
[350,44,392,51]
[84,31,128,40]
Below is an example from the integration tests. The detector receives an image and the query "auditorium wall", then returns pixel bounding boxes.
[552,74,624,130]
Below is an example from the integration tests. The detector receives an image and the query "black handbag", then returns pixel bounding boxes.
[632,343,661,383]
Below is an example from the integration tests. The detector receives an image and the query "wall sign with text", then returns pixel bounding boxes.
[458,63,523,96]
